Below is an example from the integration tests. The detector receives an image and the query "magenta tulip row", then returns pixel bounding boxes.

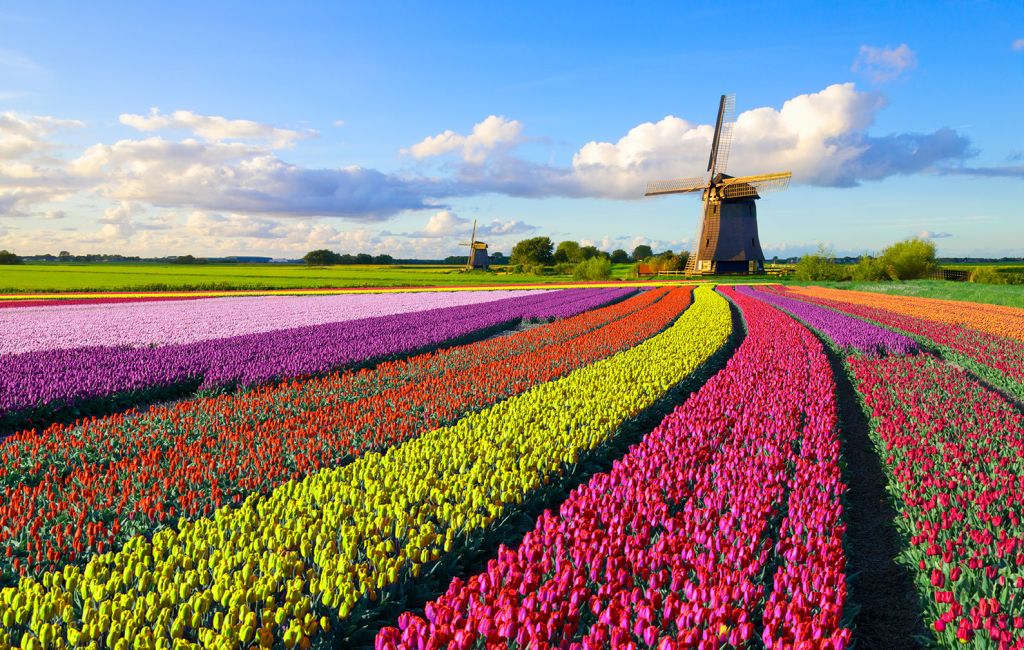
[376,286,851,649]
[850,354,1024,647]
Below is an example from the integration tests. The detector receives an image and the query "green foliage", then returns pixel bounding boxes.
[794,246,849,281]
[631,245,653,262]
[851,256,887,281]
[572,256,612,281]
[610,249,629,264]
[0,250,24,265]
[877,238,936,280]
[970,266,1006,284]
[171,255,205,265]
[510,237,554,266]
[553,240,582,264]
[303,249,342,265]
[554,262,576,275]
[579,245,601,260]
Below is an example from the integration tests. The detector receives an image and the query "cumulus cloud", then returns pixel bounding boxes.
[917,230,953,239]
[0,112,85,217]
[120,109,316,148]
[404,115,524,163]
[1013,38,1024,52]
[69,136,453,222]
[402,209,538,240]
[564,83,971,196]
[852,44,918,82]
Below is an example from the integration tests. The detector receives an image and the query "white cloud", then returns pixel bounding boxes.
[1013,38,1024,52]
[852,44,918,82]
[420,210,467,237]
[69,136,450,222]
[405,115,523,163]
[0,112,85,217]
[917,230,953,239]
[119,109,316,148]
[402,210,538,240]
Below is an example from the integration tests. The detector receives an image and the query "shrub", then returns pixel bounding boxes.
[851,256,887,281]
[554,262,576,275]
[573,256,612,281]
[794,246,849,281]
[970,267,1006,284]
[877,238,936,280]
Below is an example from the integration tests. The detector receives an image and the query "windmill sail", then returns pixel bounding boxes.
[707,94,735,178]
[644,176,708,196]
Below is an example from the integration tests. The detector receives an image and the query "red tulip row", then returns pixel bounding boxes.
[849,354,1024,647]
[0,287,691,582]
[377,286,850,649]
[772,286,1024,399]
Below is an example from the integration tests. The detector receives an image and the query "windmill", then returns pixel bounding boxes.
[459,219,489,270]
[644,94,791,275]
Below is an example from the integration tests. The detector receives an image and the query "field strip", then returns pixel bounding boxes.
[0,279,770,302]
[377,285,850,648]
[1,289,625,435]
[0,287,685,582]
[0,286,730,649]
[770,285,1024,401]
[789,286,1024,342]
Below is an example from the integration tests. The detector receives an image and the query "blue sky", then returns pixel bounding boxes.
[1,1,1022,258]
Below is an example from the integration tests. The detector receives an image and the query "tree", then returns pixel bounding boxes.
[0,250,24,265]
[373,254,394,265]
[303,249,341,265]
[579,245,600,260]
[573,256,612,281]
[794,245,849,281]
[58,250,72,260]
[877,237,936,280]
[354,253,374,264]
[631,245,653,262]
[511,237,554,265]
[553,240,582,264]
[171,255,204,264]
[490,252,507,264]
[610,249,629,264]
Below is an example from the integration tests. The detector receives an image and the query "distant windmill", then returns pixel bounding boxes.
[644,94,791,275]
[460,219,489,270]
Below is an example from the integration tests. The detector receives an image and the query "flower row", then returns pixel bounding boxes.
[737,286,918,356]
[774,286,1024,398]
[0,288,628,433]
[0,286,732,650]
[0,287,683,581]
[0,290,540,355]
[377,285,850,649]
[789,286,1024,343]
[850,354,1024,647]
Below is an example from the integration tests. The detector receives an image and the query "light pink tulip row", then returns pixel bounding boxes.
[376,286,850,649]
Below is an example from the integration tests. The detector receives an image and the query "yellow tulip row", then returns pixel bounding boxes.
[0,286,731,650]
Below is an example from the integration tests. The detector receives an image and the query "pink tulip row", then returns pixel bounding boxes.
[376,286,850,649]
[850,354,1024,647]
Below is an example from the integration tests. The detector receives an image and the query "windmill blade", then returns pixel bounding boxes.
[644,176,709,196]
[707,93,736,178]
[718,171,792,199]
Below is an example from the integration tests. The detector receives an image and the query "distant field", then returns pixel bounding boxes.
[807,279,1024,309]
[0,263,594,293]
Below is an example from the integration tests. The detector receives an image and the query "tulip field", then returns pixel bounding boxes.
[1,284,1022,649]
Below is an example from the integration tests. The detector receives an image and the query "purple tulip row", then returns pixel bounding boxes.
[736,285,919,356]
[0,290,541,355]
[0,288,631,431]
[376,286,850,649]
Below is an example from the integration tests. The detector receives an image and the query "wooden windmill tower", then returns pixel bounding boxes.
[644,94,791,275]
[460,219,489,270]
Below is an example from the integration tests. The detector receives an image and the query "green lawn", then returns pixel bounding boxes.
[0,263,643,293]
[799,279,1024,309]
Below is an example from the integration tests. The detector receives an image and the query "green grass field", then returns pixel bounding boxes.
[806,279,1024,309]
[1,263,1020,309]
[0,263,597,293]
